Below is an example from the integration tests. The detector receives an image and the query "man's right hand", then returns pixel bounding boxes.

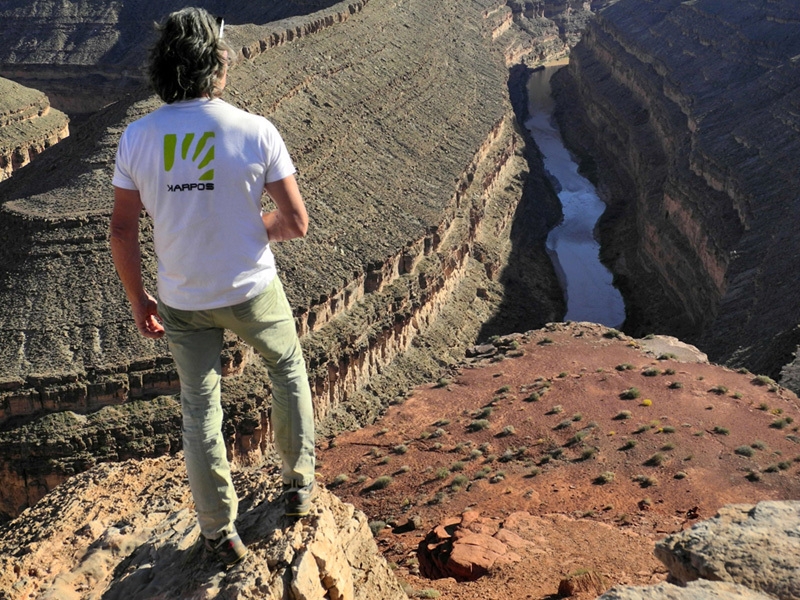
[132,292,165,339]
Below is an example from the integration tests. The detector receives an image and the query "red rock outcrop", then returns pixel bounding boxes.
[418,511,530,581]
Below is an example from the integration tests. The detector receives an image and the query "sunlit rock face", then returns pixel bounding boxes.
[552,0,800,387]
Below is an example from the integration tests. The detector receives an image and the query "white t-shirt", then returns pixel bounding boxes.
[113,98,296,310]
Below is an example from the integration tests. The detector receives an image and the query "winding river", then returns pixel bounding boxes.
[526,64,626,328]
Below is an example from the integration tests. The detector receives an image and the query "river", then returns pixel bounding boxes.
[526,64,626,328]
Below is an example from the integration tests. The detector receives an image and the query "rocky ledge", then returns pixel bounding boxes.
[0,455,407,600]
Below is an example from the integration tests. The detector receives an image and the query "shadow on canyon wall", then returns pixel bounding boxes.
[478,63,565,341]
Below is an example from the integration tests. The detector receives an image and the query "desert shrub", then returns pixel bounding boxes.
[644,453,666,467]
[435,468,449,480]
[604,329,622,339]
[397,465,411,474]
[539,337,554,345]
[392,444,409,455]
[433,419,450,427]
[366,476,393,491]
[331,473,350,487]
[490,471,506,483]
[499,425,517,437]
[664,368,676,375]
[430,428,446,439]
[414,590,441,599]
[554,419,572,430]
[469,448,484,460]
[620,439,637,451]
[527,467,542,477]
[473,466,492,479]
[451,474,469,490]
[547,405,564,415]
[640,399,653,407]
[620,387,641,400]
[579,447,597,461]
[633,424,650,434]
[595,471,615,484]
[634,475,658,488]
[566,431,588,446]
[379,456,391,465]
[735,446,755,457]
[709,385,728,395]
[525,392,540,402]
[642,368,660,377]
[572,413,583,422]
[712,426,731,435]
[496,385,511,394]
[557,372,568,378]
[616,363,635,371]
[660,442,675,451]
[614,410,632,420]
[468,419,491,432]
[752,375,776,387]
[661,425,676,433]
[658,353,677,360]
[668,381,683,389]
[368,520,387,536]
[674,471,687,480]
[450,461,465,472]
[764,464,780,473]
[474,406,494,419]
[435,378,451,388]
[770,418,791,429]
[751,440,768,450]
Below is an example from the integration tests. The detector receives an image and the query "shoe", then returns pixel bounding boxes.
[204,530,248,566]
[283,480,316,517]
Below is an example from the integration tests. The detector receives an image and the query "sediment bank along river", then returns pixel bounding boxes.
[526,64,626,328]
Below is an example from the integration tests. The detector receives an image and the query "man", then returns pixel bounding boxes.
[110,7,316,566]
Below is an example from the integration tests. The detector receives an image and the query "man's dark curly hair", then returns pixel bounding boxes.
[148,7,231,104]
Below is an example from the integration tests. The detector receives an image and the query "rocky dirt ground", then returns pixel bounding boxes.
[1,322,798,599]
[316,323,800,599]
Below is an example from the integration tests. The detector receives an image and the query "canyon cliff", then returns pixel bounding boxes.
[551,0,800,388]
[0,0,592,519]
[0,77,69,181]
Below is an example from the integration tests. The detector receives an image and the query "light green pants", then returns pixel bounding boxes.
[159,275,315,539]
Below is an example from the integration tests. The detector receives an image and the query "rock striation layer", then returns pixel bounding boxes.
[0,0,580,518]
[0,77,68,180]
[552,0,800,389]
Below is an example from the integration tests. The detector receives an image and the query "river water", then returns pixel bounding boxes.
[526,65,626,328]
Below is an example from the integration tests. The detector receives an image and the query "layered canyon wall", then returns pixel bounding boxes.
[0,77,69,181]
[0,0,574,518]
[552,0,800,385]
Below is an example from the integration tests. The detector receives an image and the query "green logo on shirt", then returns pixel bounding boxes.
[163,132,215,181]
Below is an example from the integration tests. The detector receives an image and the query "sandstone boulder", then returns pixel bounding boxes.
[418,510,529,581]
[655,501,800,600]
[598,580,776,600]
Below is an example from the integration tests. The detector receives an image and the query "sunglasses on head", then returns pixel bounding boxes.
[215,15,224,38]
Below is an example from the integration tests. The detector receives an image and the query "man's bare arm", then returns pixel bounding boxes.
[110,186,165,339]
[262,174,309,242]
